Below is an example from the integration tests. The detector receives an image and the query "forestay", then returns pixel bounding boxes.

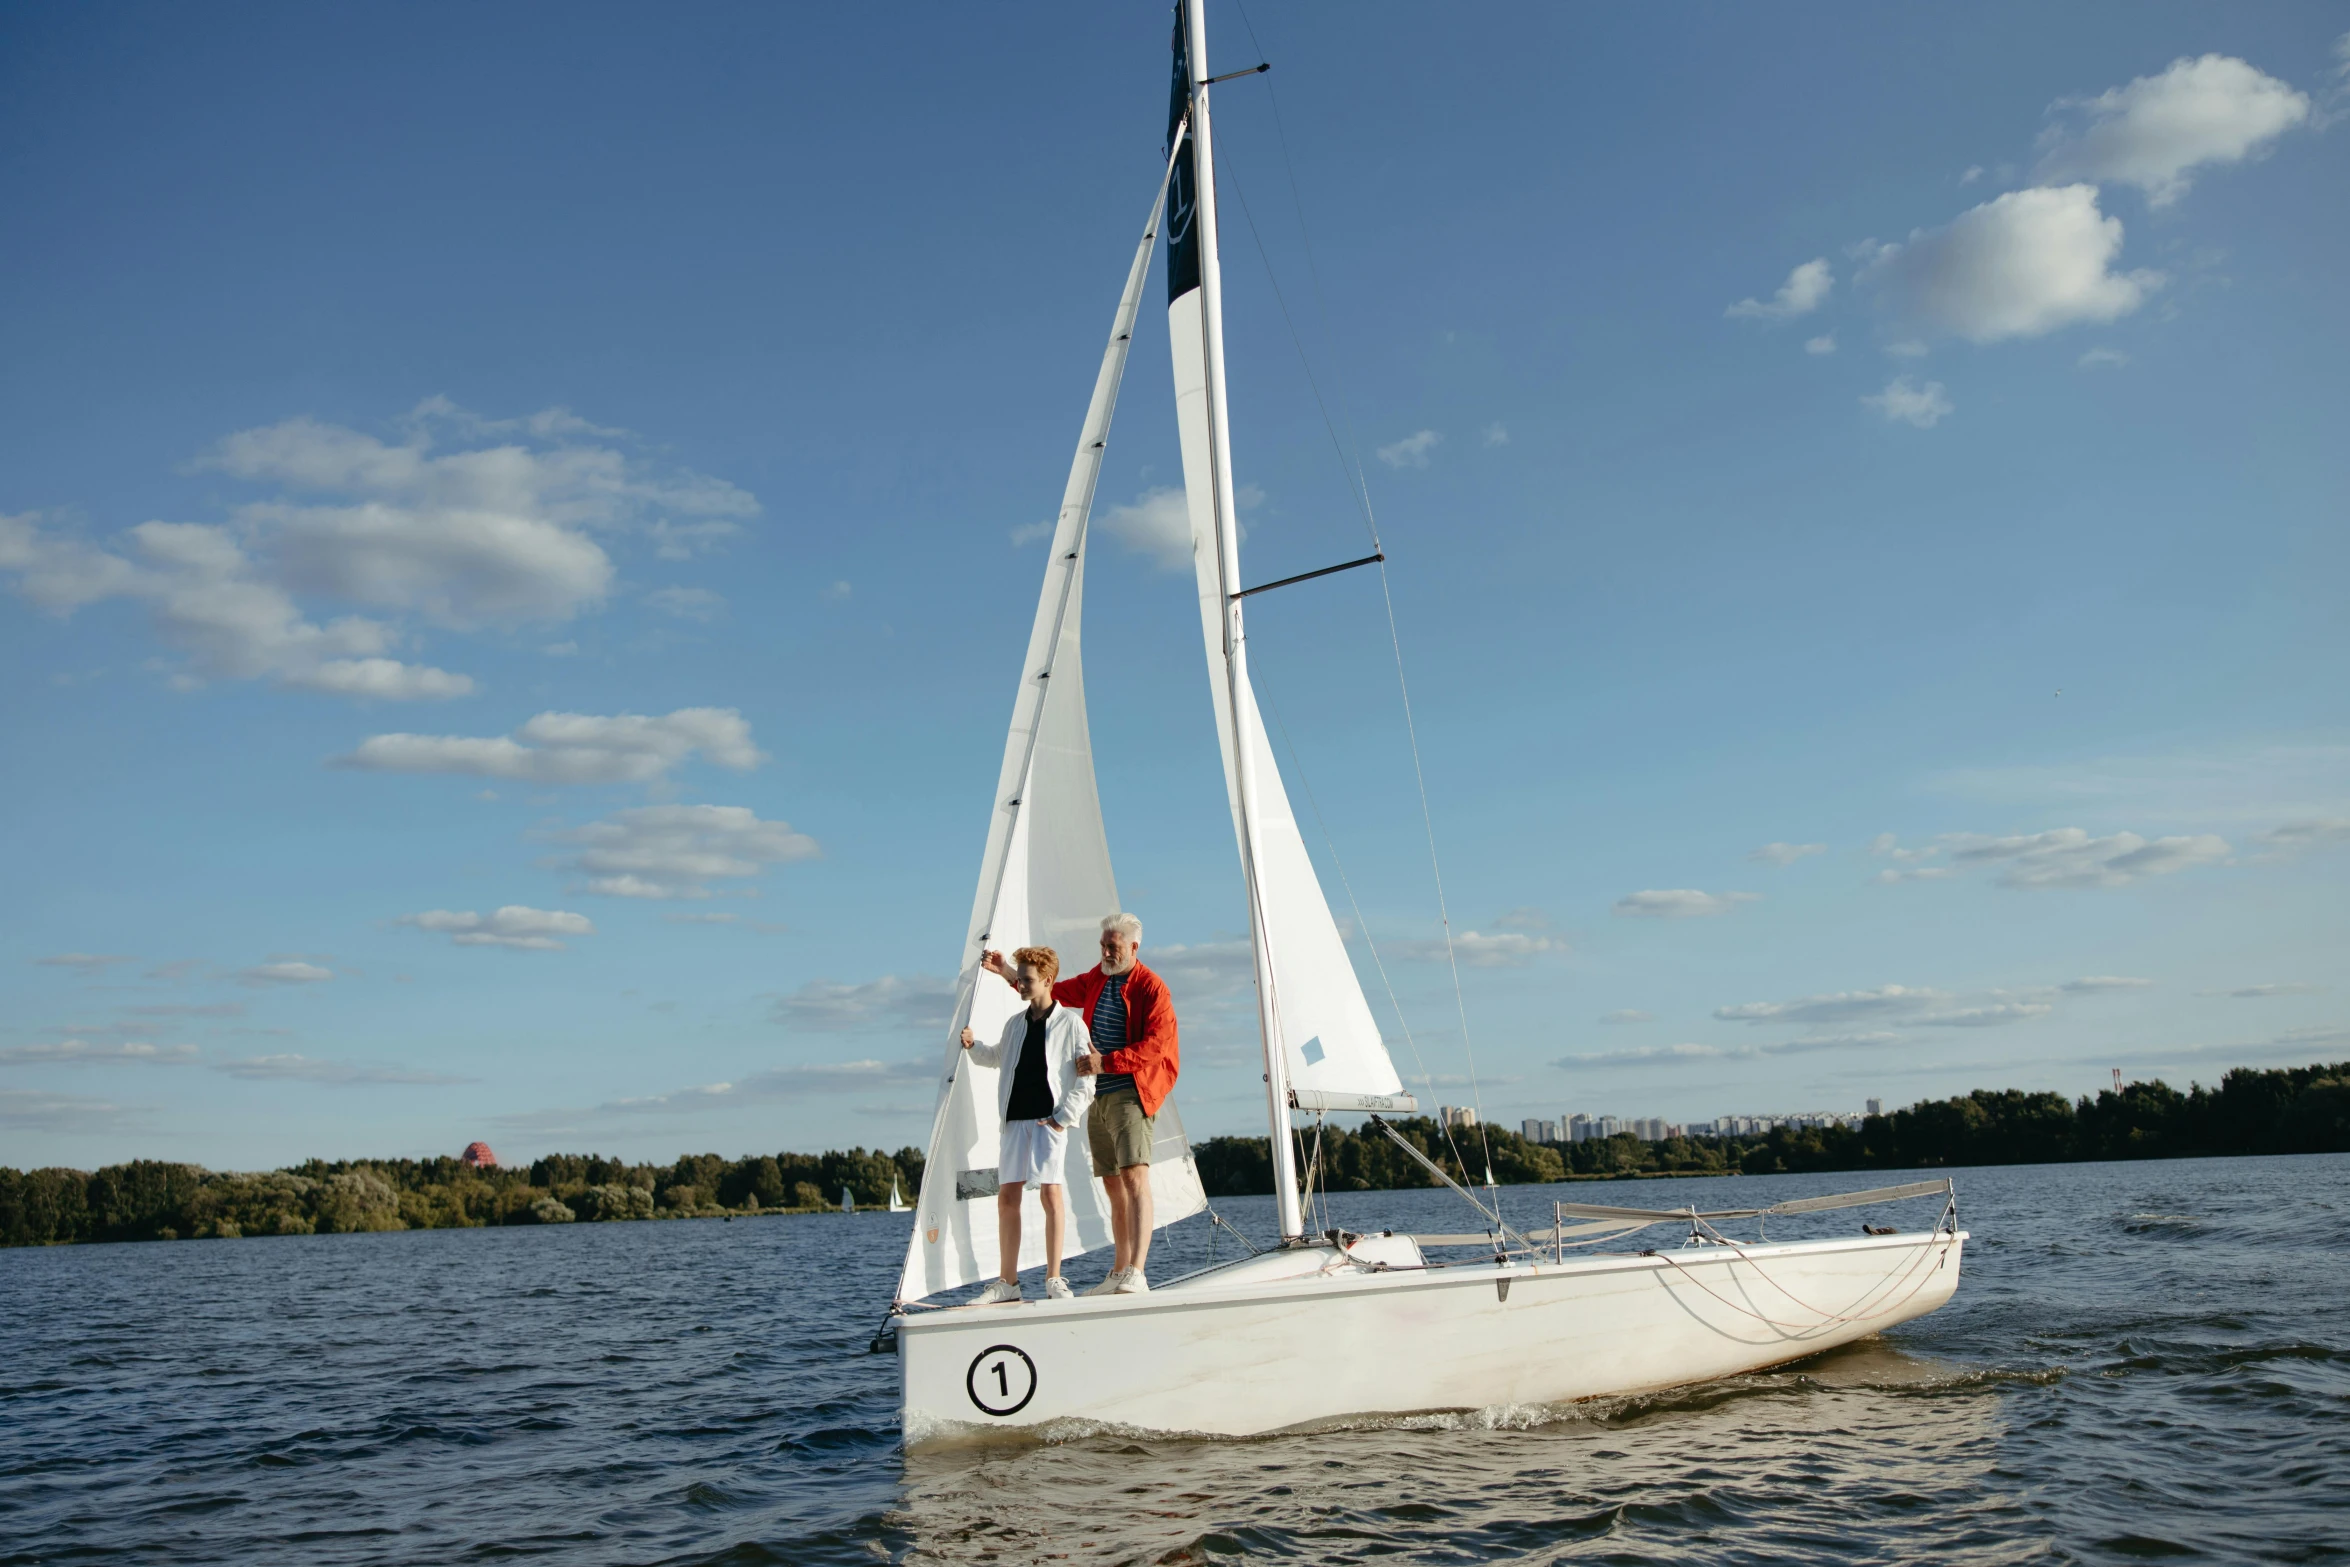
[894,172,1207,1306]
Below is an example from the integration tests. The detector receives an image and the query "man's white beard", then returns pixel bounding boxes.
[1101,950,1135,976]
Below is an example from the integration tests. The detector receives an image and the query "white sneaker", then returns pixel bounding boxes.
[1115,1268,1149,1294]
[973,1278,1022,1305]
[1044,1276,1074,1301]
[1083,1268,1129,1296]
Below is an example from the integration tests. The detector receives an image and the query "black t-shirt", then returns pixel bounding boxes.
[1004,1011,1055,1122]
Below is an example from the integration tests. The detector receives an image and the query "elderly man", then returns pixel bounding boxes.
[983,912,1177,1294]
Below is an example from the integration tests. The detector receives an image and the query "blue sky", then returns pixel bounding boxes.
[4,3,2345,1172]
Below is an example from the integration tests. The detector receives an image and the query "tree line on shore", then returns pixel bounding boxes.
[4,1061,2344,1248]
[1192,1059,2350,1195]
[0,1145,925,1248]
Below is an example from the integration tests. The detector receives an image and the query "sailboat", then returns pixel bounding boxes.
[888,0,1965,1443]
[888,1178,910,1214]
[840,1187,856,1215]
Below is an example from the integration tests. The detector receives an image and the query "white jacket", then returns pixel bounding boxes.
[966,1003,1096,1131]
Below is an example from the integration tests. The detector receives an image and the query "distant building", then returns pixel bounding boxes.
[1438,1105,1478,1131]
[1565,1113,1591,1143]
[459,1141,498,1168]
[1521,1117,1558,1144]
[1867,1098,1883,1117]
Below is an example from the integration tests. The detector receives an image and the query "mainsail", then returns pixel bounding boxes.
[895,170,1207,1306]
[1165,0,1407,1243]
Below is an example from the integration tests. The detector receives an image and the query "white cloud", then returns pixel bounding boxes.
[1767,1031,1905,1053]
[1804,335,1837,355]
[1384,930,1562,967]
[649,519,744,561]
[1099,487,1193,572]
[1864,185,2161,342]
[0,1040,196,1065]
[1612,889,1759,919]
[211,1053,470,1085]
[1863,377,1954,429]
[771,974,957,1032]
[34,952,136,974]
[1562,1031,1905,1068]
[1726,258,1833,320]
[2038,55,2312,206]
[4,403,760,700]
[2078,347,2131,369]
[398,906,594,951]
[2199,983,2323,999]
[554,803,818,899]
[1869,832,1955,884]
[1145,939,1259,1003]
[824,580,851,602]
[1598,1009,1654,1025]
[1946,827,2230,888]
[1,513,473,701]
[1914,1002,2054,1027]
[1481,423,1510,447]
[237,961,334,986]
[1960,165,1985,185]
[645,586,724,622]
[494,1058,936,1130]
[1376,430,1444,469]
[2063,975,2155,992]
[1559,1042,1731,1068]
[2258,818,2350,856]
[0,1088,138,1131]
[335,707,762,785]
[1749,842,1826,866]
[1008,519,1054,548]
[1716,985,1952,1026]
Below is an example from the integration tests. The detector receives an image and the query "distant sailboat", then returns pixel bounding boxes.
[886,0,1966,1443]
[888,1178,910,1213]
[839,1187,855,1215]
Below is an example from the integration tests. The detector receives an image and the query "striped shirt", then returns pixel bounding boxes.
[1090,973,1135,1096]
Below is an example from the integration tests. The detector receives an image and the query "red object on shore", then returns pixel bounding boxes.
[459,1141,498,1168]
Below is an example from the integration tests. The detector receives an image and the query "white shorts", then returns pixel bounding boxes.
[999,1118,1068,1187]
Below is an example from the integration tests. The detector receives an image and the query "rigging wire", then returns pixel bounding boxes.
[1256,676,1478,1191]
[1219,4,1500,1192]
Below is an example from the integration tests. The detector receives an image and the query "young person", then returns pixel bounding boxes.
[983,912,1177,1294]
[960,945,1096,1304]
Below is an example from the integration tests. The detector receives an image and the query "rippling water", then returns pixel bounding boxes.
[4,1153,2346,1564]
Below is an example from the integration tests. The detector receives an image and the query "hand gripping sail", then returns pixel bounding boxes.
[1165,0,1405,1171]
[895,164,1207,1307]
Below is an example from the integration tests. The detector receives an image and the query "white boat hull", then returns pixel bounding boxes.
[899,1228,1965,1445]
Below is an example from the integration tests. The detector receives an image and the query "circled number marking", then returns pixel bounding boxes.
[965,1344,1037,1417]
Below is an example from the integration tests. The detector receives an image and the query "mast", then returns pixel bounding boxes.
[1181,0,1307,1242]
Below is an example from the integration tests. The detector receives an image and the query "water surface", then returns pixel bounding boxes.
[5,1154,2345,1563]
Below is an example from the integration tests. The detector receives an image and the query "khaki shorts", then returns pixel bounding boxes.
[1088,1086,1155,1172]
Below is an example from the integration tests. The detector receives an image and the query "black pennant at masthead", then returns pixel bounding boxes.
[1165,11,1201,302]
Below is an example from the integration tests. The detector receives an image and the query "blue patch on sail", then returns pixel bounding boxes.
[1300,1037,1325,1066]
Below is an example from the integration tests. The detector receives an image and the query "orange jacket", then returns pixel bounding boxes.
[1052,961,1179,1117]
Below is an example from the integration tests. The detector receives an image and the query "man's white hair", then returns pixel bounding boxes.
[1102,912,1142,942]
